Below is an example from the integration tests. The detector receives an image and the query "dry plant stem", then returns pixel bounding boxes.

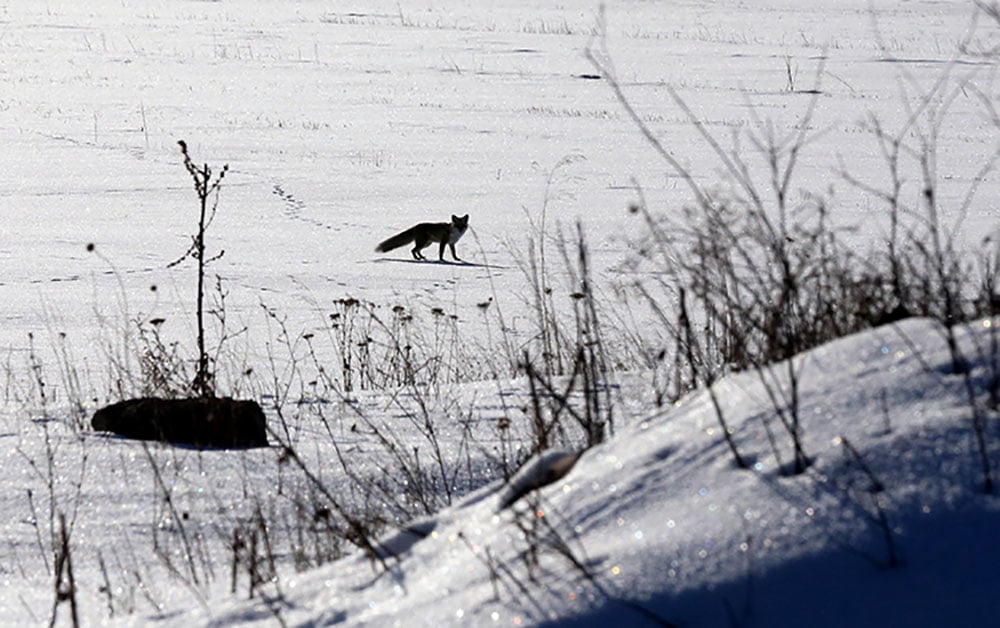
[523,354,600,448]
[525,239,562,376]
[269,433,390,569]
[110,530,163,614]
[455,531,549,617]
[18,412,89,580]
[140,443,203,588]
[257,301,307,442]
[838,437,898,567]
[838,436,884,493]
[470,227,517,372]
[87,242,137,397]
[97,551,115,618]
[678,287,746,468]
[524,354,553,452]
[532,503,677,628]
[756,363,809,475]
[959,353,995,493]
[50,331,88,428]
[177,140,228,398]
[393,387,455,504]
[50,513,79,628]
[570,222,614,441]
[303,313,477,518]
[529,155,585,376]
[26,489,50,574]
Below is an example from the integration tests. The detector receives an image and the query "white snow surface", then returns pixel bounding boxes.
[1,0,999,626]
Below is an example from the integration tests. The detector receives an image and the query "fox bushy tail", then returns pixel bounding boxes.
[375,228,417,253]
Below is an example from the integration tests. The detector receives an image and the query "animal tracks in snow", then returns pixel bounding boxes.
[270,182,338,231]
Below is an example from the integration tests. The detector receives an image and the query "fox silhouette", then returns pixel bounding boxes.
[375,214,469,261]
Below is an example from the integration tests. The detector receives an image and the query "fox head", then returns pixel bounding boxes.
[452,214,469,230]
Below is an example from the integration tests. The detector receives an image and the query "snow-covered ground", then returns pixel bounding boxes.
[1,0,999,626]
[1,0,992,356]
[188,317,1000,627]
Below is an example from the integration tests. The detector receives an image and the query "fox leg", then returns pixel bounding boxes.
[437,241,460,261]
[412,237,430,260]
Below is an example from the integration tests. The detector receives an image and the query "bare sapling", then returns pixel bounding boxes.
[175,139,229,398]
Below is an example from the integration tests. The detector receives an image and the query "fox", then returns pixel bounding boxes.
[375,214,469,261]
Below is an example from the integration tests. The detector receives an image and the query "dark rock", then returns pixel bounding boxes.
[92,397,268,448]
